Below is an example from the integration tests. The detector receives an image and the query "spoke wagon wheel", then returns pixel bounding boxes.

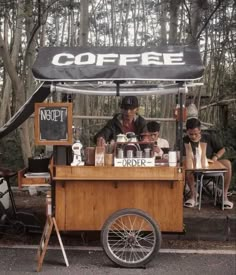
[101,208,161,268]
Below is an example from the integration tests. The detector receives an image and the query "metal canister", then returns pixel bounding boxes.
[136,150,143,158]
[117,148,124,159]
[127,150,133,158]
[144,148,151,158]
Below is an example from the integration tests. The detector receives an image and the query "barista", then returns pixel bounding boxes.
[94,96,147,146]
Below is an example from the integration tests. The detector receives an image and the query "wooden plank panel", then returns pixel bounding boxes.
[55,181,66,230]
[21,177,51,186]
[58,180,184,232]
[54,166,184,181]
[152,181,183,231]
[65,181,95,230]
[18,168,51,188]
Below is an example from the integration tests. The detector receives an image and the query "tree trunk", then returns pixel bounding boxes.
[169,0,182,45]
[186,0,208,45]
[0,30,31,165]
[160,0,182,147]
[0,1,24,125]
[75,0,90,142]
[160,0,167,46]
[80,0,89,46]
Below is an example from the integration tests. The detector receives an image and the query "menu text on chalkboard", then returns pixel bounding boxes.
[35,103,73,145]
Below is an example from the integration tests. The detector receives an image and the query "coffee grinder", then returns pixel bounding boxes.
[71,126,84,166]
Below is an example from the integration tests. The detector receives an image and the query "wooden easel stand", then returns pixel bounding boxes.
[37,216,69,272]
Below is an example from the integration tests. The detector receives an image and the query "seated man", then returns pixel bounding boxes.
[183,118,233,209]
[146,121,169,158]
[94,96,147,146]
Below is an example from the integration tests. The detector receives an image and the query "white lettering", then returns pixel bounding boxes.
[96,54,118,66]
[163,52,185,65]
[75,52,96,65]
[52,53,74,66]
[142,52,162,65]
[51,52,185,66]
[121,158,147,167]
[40,109,64,122]
[119,54,140,65]
[40,110,47,120]
[53,110,63,122]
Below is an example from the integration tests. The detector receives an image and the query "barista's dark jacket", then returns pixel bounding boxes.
[94,113,147,143]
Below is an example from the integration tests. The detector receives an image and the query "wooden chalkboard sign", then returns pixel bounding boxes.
[35,103,73,145]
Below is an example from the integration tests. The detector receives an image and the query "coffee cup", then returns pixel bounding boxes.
[168,151,177,167]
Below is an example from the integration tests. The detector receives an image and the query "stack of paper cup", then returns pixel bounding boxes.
[168,151,177,167]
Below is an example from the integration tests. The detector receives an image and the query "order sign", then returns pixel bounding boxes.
[114,157,155,167]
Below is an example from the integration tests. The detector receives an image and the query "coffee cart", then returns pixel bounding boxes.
[23,45,204,267]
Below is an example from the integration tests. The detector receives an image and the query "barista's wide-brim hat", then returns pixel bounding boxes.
[120,96,139,109]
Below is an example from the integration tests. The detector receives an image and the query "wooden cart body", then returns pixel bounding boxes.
[53,165,184,232]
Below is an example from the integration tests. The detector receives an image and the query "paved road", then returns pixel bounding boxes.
[0,246,235,275]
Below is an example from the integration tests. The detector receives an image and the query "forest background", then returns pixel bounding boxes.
[0,0,235,188]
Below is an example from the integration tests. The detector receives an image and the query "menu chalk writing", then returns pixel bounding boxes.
[35,103,72,145]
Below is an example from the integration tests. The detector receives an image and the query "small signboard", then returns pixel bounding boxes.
[114,157,155,167]
[34,103,72,145]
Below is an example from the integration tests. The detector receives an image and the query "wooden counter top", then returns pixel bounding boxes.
[185,161,227,172]
[53,165,184,181]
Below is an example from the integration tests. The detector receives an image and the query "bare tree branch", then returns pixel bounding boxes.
[196,0,225,40]
[200,98,236,111]
[183,0,192,37]
[23,0,60,75]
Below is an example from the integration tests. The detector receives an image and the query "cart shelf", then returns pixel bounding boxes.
[53,165,184,181]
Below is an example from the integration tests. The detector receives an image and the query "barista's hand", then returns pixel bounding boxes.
[97,137,106,147]
[212,155,218,162]
[110,139,115,146]
[153,145,161,154]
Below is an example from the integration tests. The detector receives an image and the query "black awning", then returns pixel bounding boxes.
[32,45,204,82]
[0,45,204,139]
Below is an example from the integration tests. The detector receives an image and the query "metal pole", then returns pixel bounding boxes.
[179,90,184,166]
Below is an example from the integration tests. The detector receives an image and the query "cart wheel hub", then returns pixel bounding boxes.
[127,235,136,245]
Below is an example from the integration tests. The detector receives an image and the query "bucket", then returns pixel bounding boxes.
[28,157,50,173]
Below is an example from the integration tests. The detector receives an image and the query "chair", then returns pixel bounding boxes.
[195,171,225,210]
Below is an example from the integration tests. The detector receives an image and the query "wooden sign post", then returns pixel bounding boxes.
[37,216,69,272]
